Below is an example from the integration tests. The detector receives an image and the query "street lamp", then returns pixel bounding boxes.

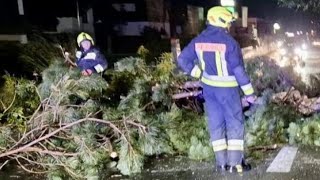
[221,0,235,7]
[220,0,237,18]
[273,23,280,34]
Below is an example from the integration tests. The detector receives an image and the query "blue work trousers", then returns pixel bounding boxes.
[203,85,244,166]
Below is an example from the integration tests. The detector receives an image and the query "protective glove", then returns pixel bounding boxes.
[81,69,93,76]
[245,95,257,104]
[76,51,82,59]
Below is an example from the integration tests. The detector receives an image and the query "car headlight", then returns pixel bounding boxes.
[295,47,302,55]
[280,48,287,55]
[313,41,320,46]
[302,44,307,50]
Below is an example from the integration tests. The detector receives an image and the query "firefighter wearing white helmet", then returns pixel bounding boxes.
[76,32,108,76]
[177,6,256,174]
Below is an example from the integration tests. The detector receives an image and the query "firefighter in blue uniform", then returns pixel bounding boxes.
[177,6,256,173]
[76,32,108,76]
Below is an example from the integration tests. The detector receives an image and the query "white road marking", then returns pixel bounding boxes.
[266,146,298,173]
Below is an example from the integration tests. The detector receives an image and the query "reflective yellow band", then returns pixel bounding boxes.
[94,64,104,73]
[215,51,223,76]
[228,139,244,145]
[199,51,205,70]
[201,77,238,87]
[212,139,227,152]
[227,145,244,151]
[190,65,202,78]
[241,83,254,95]
[212,139,227,146]
[213,144,228,152]
[244,88,254,95]
[220,52,229,76]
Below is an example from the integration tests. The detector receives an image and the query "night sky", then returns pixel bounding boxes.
[243,0,314,31]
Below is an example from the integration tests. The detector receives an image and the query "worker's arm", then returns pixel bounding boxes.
[93,50,108,73]
[177,40,202,78]
[227,41,254,96]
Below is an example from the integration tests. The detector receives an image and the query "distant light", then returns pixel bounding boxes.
[313,41,320,46]
[302,44,307,50]
[273,23,280,30]
[221,0,235,6]
[294,47,302,55]
[280,48,287,55]
[286,32,295,37]
[277,41,283,47]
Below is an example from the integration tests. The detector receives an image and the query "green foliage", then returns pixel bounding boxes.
[18,35,63,73]
[153,53,176,81]
[38,61,108,103]
[0,126,13,149]
[188,136,213,160]
[160,105,213,160]
[137,45,150,60]
[288,116,320,146]
[116,140,144,175]
[5,47,320,180]
[244,90,298,147]
[114,57,148,75]
[138,127,173,156]
[0,75,16,111]
[0,75,39,129]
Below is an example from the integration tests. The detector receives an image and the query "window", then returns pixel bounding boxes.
[112,3,136,12]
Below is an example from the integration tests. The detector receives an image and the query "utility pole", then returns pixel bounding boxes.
[76,0,81,29]
[17,0,28,44]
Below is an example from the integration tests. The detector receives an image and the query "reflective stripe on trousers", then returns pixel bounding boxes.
[203,85,244,166]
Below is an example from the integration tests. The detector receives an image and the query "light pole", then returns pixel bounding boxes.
[17,0,28,44]
[76,0,81,29]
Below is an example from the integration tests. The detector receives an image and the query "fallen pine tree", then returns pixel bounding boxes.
[0,53,320,179]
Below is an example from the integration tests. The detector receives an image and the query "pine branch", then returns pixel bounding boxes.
[172,91,202,99]
[1,116,144,158]
[22,147,78,157]
[15,158,48,174]
[2,90,17,114]
[0,160,9,170]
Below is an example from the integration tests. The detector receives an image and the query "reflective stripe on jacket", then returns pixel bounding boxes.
[177,25,254,95]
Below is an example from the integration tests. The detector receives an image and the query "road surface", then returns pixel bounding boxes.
[108,146,320,180]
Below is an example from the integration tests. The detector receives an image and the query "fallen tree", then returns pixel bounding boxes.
[1,52,320,179]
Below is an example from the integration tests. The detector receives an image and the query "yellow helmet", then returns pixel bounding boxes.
[77,32,94,47]
[207,6,234,28]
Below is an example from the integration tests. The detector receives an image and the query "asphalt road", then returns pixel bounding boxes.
[108,146,320,180]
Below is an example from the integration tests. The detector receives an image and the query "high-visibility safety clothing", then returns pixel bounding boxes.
[177,24,254,167]
[76,32,108,73]
[76,48,108,73]
[177,25,254,96]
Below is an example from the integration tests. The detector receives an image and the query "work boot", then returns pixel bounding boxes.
[216,165,228,173]
[241,159,252,171]
[229,161,252,174]
[229,165,244,174]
